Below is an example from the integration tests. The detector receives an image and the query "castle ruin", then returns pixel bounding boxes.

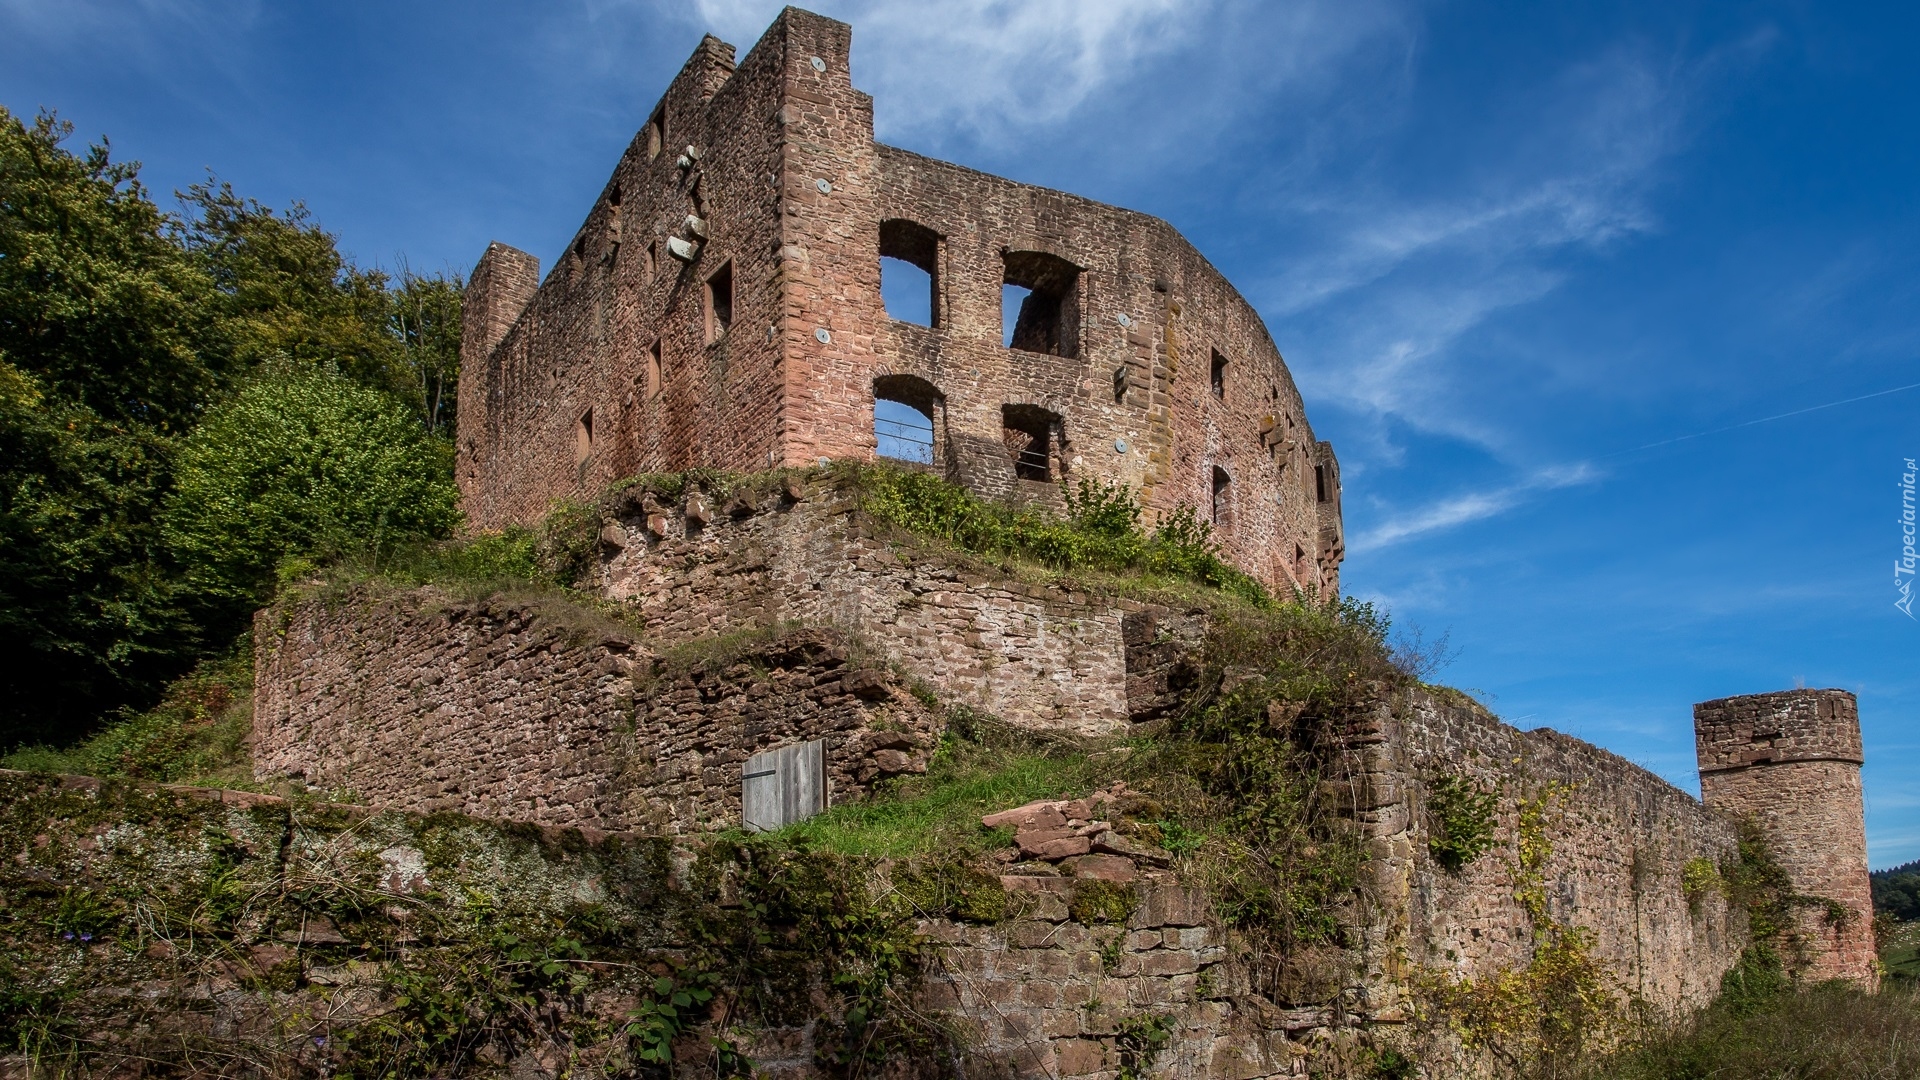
[239,8,1880,1076]
[455,6,1344,597]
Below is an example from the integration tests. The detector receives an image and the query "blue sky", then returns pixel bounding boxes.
[5,0,1916,865]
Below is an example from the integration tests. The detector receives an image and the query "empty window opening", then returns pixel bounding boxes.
[1003,404,1064,481]
[878,219,940,327]
[1212,466,1232,526]
[705,261,734,342]
[646,340,662,401]
[606,186,622,259]
[576,408,595,465]
[1314,464,1329,503]
[1001,284,1031,348]
[573,235,587,263]
[646,110,664,160]
[873,374,942,465]
[1002,251,1080,358]
[645,240,658,280]
[1210,350,1228,399]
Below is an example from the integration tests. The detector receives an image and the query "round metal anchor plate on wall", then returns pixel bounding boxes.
[815,328,833,344]
[1114,439,1130,454]
[815,179,833,194]
[809,56,827,72]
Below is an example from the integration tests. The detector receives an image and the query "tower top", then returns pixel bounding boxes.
[1693,688,1861,775]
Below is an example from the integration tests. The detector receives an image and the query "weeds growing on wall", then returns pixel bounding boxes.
[1417,784,1625,1078]
[852,464,1273,607]
[1426,773,1499,873]
[0,773,960,1078]
[1127,598,1406,996]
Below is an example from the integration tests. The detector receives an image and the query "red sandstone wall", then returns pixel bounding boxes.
[456,9,1344,596]
[1352,692,1747,1020]
[251,593,937,834]
[595,479,1205,736]
[865,146,1341,594]
[1693,690,1876,986]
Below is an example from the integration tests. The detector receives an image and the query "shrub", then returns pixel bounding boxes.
[1682,856,1721,910]
[1426,773,1498,873]
[164,366,459,621]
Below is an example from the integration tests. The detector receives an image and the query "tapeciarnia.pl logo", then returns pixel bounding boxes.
[1899,457,1917,619]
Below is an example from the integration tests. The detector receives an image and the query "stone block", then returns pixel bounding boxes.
[1054,1038,1107,1077]
[1073,854,1137,882]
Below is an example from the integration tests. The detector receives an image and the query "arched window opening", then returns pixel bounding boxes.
[874,374,942,465]
[1002,251,1080,358]
[1003,404,1065,481]
[645,340,662,401]
[879,219,940,327]
[1210,349,1228,399]
[646,110,665,160]
[576,408,595,465]
[1211,466,1232,526]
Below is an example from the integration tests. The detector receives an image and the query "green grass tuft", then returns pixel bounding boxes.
[770,721,1117,860]
[1587,981,1920,1080]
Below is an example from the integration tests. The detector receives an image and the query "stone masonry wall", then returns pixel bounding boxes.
[1694,690,1876,985]
[252,591,938,834]
[1351,690,1748,1021]
[456,8,1345,597]
[596,476,1207,737]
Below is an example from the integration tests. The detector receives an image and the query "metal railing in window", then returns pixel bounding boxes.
[1012,446,1052,480]
[876,416,935,464]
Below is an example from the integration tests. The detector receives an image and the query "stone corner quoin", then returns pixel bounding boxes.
[453,5,1344,599]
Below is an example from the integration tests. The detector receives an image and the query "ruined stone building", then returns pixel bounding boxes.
[456,6,1344,596]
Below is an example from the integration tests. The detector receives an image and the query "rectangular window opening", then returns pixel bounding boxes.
[1211,349,1228,399]
[1002,251,1080,358]
[879,219,941,327]
[1315,464,1328,503]
[705,261,734,342]
[646,340,662,401]
[576,408,594,465]
[1003,404,1063,481]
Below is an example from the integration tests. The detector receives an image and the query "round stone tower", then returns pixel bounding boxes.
[1693,689,1876,986]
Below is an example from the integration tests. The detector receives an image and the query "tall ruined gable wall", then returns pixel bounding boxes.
[458,19,804,530]
[1353,692,1746,1017]
[866,146,1342,593]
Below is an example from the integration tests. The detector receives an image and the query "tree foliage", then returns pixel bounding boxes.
[164,367,459,623]
[0,106,464,746]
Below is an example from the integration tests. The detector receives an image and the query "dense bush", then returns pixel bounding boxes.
[163,367,459,623]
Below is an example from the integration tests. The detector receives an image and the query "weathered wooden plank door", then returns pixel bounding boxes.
[742,739,827,831]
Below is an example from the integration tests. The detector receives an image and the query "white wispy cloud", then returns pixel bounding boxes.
[1350,463,1597,552]
[1271,44,1694,458]
[655,0,1410,154]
